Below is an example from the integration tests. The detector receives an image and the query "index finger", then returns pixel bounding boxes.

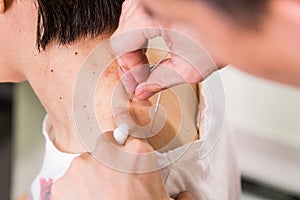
[110,2,162,94]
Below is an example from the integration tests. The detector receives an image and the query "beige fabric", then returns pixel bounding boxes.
[156,84,199,152]
[160,124,241,199]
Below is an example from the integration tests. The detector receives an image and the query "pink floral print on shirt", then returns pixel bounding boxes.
[40,178,53,200]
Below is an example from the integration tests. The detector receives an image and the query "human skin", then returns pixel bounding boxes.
[51,135,195,200]
[145,0,300,87]
[0,0,196,153]
[96,55,198,150]
[114,0,300,93]
[0,0,195,199]
[50,137,196,200]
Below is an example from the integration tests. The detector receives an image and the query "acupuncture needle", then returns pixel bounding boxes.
[150,52,169,112]
[149,52,169,134]
[154,92,162,112]
[150,52,169,73]
[114,53,168,144]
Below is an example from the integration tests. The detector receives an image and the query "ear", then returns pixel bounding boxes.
[0,0,5,13]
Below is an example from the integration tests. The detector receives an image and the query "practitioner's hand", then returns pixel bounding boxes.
[111,0,220,99]
[51,133,194,200]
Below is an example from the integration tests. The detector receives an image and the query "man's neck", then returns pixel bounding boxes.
[25,36,110,153]
[23,35,200,154]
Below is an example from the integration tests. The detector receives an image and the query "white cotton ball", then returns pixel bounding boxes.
[113,124,129,145]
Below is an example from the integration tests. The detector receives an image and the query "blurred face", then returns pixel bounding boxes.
[0,0,37,82]
[142,0,300,87]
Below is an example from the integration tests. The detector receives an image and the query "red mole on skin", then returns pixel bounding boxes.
[102,63,120,80]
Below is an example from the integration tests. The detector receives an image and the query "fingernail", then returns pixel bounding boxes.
[137,92,154,100]
[135,84,144,95]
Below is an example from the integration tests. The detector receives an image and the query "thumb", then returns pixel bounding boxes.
[135,59,188,100]
[176,192,195,200]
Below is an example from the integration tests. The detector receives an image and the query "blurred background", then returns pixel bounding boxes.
[222,67,300,200]
[0,66,300,199]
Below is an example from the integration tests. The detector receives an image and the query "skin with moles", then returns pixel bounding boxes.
[95,63,192,150]
[0,0,198,154]
[27,41,195,153]
[1,1,197,200]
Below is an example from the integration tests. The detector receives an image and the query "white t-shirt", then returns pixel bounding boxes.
[30,116,240,200]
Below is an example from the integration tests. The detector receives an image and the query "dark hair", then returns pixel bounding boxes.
[205,0,269,27]
[36,0,124,50]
